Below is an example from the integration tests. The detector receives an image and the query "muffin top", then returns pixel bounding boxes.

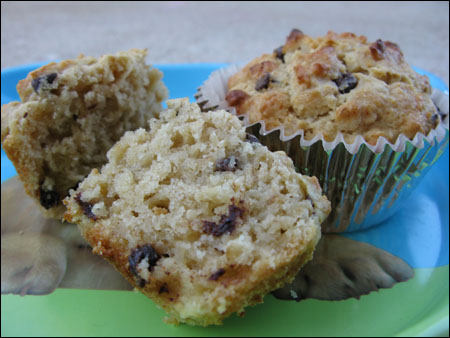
[226,30,441,145]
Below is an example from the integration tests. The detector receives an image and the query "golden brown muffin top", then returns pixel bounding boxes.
[226,30,440,145]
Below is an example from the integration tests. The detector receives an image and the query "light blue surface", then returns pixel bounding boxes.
[1,63,448,269]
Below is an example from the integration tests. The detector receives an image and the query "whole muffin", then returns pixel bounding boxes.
[64,98,331,325]
[197,30,448,232]
[1,49,167,218]
[226,29,441,145]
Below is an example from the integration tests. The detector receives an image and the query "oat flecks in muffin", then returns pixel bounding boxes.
[1,49,168,218]
[64,98,330,326]
[226,30,438,145]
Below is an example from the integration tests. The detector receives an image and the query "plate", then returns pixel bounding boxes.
[1,63,449,337]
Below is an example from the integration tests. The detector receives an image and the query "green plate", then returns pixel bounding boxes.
[1,63,449,337]
[1,268,448,337]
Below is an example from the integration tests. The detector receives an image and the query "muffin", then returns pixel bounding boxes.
[196,30,449,232]
[1,49,168,218]
[63,98,331,326]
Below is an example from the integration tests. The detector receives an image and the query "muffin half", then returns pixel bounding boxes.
[1,49,168,218]
[64,98,331,325]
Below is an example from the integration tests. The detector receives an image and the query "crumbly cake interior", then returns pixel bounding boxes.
[226,30,439,145]
[64,99,330,325]
[1,49,167,217]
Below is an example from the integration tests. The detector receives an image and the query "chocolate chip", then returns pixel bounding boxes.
[138,278,146,288]
[369,39,386,61]
[245,133,260,144]
[31,73,58,93]
[203,204,244,237]
[31,78,41,92]
[274,46,285,63]
[73,114,79,121]
[159,283,169,294]
[209,268,226,281]
[226,90,249,107]
[128,244,161,279]
[333,73,358,94]
[215,155,239,172]
[39,188,60,209]
[74,193,98,221]
[255,73,272,91]
[290,28,303,35]
[46,73,57,84]
[286,28,304,43]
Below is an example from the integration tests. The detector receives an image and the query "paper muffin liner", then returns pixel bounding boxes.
[195,64,449,233]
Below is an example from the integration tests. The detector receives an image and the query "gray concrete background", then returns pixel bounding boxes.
[1,1,449,86]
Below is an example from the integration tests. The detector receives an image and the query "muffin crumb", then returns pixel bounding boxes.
[64,98,330,326]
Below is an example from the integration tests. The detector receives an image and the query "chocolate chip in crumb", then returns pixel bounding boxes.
[333,73,358,94]
[274,46,285,63]
[159,283,169,294]
[138,278,146,288]
[245,133,260,144]
[203,204,244,237]
[209,268,225,281]
[255,73,272,91]
[31,73,58,93]
[39,188,60,209]
[74,193,98,221]
[128,244,161,279]
[369,39,386,60]
[46,73,57,84]
[215,155,239,172]
[203,221,218,236]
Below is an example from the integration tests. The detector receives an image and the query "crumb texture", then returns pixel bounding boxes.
[226,30,438,145]
[1,49,167,217]
[64,99,330,326]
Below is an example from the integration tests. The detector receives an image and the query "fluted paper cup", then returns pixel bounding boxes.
[195,65,449,233]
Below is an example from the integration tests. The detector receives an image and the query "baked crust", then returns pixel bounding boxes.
[226,30,438,145]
